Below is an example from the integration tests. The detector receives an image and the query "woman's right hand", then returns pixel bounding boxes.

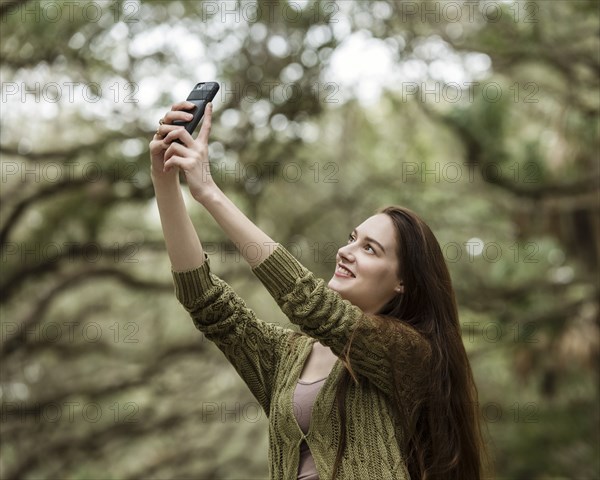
[149,101,197,182]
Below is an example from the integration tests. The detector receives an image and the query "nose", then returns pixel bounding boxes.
[337,243,356,263]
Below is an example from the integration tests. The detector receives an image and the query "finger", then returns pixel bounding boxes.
[171,101,197,112]
[164,126,195,147]
[157,124,186,138]
[164,155,193,173]
[164,140,188,162]
[161,110,194,126]
[196,103,213,144]
[150,134,169,152]
[163,156,178,173]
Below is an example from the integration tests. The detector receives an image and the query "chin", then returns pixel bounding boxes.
[327,277,345,293]
[328,277,351,301]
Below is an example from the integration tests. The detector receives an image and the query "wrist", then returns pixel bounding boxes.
[151,168,178,186]
[194,183,223,207]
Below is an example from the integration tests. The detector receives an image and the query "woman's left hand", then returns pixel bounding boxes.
[159,102,217,202]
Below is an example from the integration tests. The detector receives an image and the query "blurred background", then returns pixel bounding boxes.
[1,1,598,479]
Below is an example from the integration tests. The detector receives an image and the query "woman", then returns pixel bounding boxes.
[150,101,487,480]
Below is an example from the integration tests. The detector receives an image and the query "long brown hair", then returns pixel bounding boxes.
[330,206,489,480]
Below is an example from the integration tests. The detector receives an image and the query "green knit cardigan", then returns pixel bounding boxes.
[172,244,431,480]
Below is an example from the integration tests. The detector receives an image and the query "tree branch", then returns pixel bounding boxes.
[4,408,209,480]
[1,266,173,356]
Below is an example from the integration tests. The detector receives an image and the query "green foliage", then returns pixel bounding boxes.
[1,1,597,479]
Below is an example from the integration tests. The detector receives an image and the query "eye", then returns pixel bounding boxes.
[347,233,355,244]
[364,244,375,254]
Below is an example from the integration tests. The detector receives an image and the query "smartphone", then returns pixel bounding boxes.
[172,81,219,142]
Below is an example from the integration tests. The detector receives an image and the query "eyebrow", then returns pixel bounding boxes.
[352,228,386,254]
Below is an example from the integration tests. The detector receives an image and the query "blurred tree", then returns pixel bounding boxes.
[0,1,598,479]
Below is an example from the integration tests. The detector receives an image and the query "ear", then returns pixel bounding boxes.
[394,282,404,294]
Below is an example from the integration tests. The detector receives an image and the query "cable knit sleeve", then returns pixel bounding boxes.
[172,257,294,414]
[251,244,432,401]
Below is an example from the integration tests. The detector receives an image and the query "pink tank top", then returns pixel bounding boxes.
[293,377,327,480]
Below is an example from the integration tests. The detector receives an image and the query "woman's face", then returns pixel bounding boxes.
[328,214,403,314]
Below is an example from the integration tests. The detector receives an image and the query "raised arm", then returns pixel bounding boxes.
[251,245,432,403]
[152,101,275,269]
[156,104,276,268]
[150,101,207,272]
[150,102,292,412]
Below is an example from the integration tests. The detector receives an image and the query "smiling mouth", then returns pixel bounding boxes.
[335,264,355,278]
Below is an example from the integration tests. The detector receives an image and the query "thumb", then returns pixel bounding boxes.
[197,103,213,143]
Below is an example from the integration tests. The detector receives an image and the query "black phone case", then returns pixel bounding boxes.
[173,82,219,141]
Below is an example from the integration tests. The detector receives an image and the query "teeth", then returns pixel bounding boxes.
[337,265,354,277]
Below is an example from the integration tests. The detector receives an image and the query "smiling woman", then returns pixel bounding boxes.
[150,102,488,480]
[328,214,404,315]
